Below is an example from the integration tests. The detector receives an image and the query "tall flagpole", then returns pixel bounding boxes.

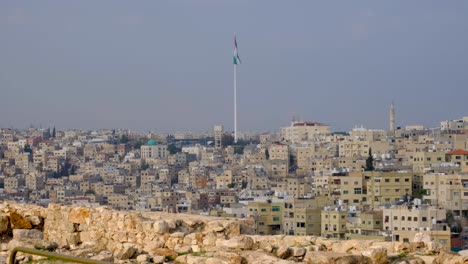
[234,63,237,143]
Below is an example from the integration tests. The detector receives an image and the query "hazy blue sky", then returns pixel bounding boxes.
[1,1,467,133]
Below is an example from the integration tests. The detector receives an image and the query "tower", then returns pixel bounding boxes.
[390,102,395,135]
[214,125,223,149]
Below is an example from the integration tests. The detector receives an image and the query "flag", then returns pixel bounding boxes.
[233,34,241,65]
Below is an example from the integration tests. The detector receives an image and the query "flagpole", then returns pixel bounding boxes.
[234,63,238,144]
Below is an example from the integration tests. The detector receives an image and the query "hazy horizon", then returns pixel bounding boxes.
[2,1,468,133]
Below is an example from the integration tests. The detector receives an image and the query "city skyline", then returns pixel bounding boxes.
[2,1,468,132]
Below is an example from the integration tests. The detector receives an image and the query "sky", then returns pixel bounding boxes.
[1,1,468,133]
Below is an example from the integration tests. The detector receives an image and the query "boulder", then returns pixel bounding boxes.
[91,251,114,262]
[361,246,387,264]
[9,212,32,229]
[151,248,178,261]
[303,251,372,264]
[13,229,44,240]
[153,220,169,234]
[0,214,9,233]
[291,247,306,257]
[239,250,297,264]
[213,251,243,264]
[276,245,291,259]
[216,235,254,250]
[113,243,137,260]
[68,207,91,224]
[432,250,467,264]
[136,254,152,263]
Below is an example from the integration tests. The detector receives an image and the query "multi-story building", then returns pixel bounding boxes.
[365,171,412,207]
[446,149,468,173]
[423,172,468,217]
[383,204,451,250]
[281,121,330,143]
[248,200,283,235]
[140,140,167,159]
[321,207,348,239]
[283,197,326,236]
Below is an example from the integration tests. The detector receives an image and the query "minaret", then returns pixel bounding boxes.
[390,102,395,135]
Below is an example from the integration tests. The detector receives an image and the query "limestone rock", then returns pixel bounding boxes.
[361,246,387,264]
[114,243,137,260]
[432,250,468,264]
[136,254,152,263]
[304,251,372,264]
[216,235,254,250]
[153,220,169,234]
[91,250,114,262]
[13,229,44,240]
[213,251,243,264]
[240,250,297,264]
[291,246,306,257]
[68,207,91,224]
[151,248,178,261]
[259,241,273,253]
[276,245,291,259]
[0,214,9,233]
[9,212,32,229]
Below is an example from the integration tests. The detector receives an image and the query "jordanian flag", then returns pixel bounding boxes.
[233,34,241,65]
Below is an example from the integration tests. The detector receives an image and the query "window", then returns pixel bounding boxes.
[414,217,418,221]
[385,179,390,183]
[408,217,412,221]
[422,217,427,222]
[272,206,280,212]
[394,216,397,220]
[402,216,405,220]
[261,208,266,212]
[405,178,409,182]
[273,217,280,222]
[354,188,362,194]
[395,178,400,182]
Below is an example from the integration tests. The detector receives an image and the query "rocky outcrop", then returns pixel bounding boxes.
[0,201,460,264]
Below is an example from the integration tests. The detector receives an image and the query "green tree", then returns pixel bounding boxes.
[365,148,375,171]
[23,144,33,154]
[221,134,234,146]
[120,134,129,144]
[168,144,181,154]
[52,126,56,138]
[133,141,144,150]
[265,148,269,160]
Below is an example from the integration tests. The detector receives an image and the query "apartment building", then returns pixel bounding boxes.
[383,204,451,250]
[446,149,468,173]
[281,121,330,143]
[423,172,468,217]
[365,170,412,207]
[248,200,282,235]
[321,207,348,239]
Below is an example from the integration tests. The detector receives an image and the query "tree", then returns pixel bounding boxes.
[23,144,33,154]
[221,134,234,146]
[265,148,269,160]
[365,148,375,171]
[168,144,181,154]
[120,134,129,144]
[52,126,56,138]
[133,141,144,150]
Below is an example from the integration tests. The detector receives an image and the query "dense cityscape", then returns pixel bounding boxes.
[1,107,467,254]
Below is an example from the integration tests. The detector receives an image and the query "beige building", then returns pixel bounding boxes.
[283,197,326,236]
[423,172,468,217]
[383,204,450,250]
[412,151,445,174]
[365,171,412,207]
[214,125,223,149]
[248,200,282,235]
[339,140,370,158]
[321,207,347,239]
[216,170,233,189]
[141,141,167,159]
[281,121,331,143]
[446,149,468,173]
[346,211,383,240]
